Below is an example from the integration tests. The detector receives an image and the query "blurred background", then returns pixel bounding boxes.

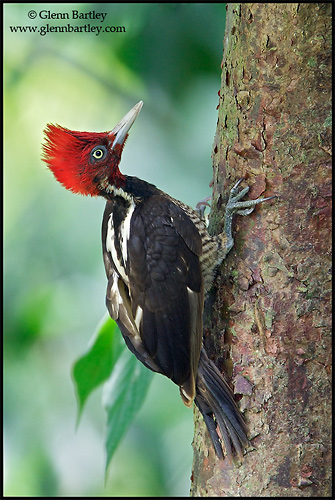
[4,3,226,496]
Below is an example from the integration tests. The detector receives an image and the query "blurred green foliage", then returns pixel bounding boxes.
[72,316,124,422]
[4,2,226,496]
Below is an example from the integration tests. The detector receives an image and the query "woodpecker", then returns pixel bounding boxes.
[42,101,272,461]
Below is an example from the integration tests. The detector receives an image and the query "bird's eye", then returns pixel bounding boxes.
[91,145,107,162]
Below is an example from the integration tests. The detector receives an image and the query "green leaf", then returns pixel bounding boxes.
[103,348,154,472]
[72,314,125,423]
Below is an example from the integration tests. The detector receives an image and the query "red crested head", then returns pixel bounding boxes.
[42,101,143,196]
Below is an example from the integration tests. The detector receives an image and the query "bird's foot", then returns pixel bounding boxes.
[224,179,275,251]
[226,179,274,216]
[195,196,211,218]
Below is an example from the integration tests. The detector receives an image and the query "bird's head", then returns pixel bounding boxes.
[42,101,143,196]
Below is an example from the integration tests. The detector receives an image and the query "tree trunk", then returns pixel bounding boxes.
[191,3,332,497]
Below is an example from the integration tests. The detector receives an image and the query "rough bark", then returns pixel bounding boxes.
[191,3,332,497]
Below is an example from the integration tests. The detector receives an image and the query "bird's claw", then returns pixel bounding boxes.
[235,207,255,216]
[224,178,275,252]
[229,178,247,198]
[226,179,274,217]
[196,196,211,218]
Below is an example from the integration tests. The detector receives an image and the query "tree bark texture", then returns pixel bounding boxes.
[191,3,331,497]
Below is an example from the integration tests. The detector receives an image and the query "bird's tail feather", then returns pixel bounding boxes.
[195,348,249,461]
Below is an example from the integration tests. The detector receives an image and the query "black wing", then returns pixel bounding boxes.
[102,194,204,405]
